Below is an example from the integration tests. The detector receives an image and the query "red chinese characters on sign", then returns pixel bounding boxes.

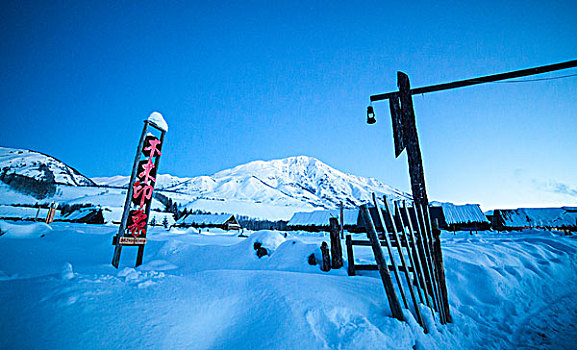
[142,135,162,158]
[132,180,154,208]
[125,135,162,240]
[127,209,147,237]
[138,158,156,184]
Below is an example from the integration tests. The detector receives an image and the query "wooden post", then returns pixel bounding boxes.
[399,201,431,307]
[340,201,344,239]
[329,217,343,269]
[371,193,408,309]
[382,196,428,333]
[398,72,428,207]
[360,204,404,321]
[431,216,452,323]
[411,204,438,313]
[419,204,445,324]
[415,204,443,318]
[396,202,425,305]
[320,242,331,272]
[345,235,355,276]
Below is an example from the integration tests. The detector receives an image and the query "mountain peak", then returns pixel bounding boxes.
[93,154,410,210]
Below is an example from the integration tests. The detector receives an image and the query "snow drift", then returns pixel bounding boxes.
[0,222,576,349]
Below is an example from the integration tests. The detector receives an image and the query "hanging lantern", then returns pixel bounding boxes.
[367,106,376,124]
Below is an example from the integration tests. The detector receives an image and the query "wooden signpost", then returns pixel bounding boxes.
[45,202,58,224]
[112,112,168,268]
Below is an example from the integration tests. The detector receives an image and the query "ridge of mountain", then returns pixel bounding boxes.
[93,155,411,209]
[0,146,95,187]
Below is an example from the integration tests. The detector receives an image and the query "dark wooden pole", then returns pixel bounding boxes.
[398,72,428,207]
[320,242,331,272]
[360,204,405,321]
[345,234,355,276]
[329,217,343,269]
[340,201,344,239]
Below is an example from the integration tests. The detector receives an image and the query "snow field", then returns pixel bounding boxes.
[0,222,576,349]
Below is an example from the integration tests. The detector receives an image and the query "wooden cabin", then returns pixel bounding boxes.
[430,203,491,231]
[287,209,362,232]
[491,207,577,232]
[175,213,241,231]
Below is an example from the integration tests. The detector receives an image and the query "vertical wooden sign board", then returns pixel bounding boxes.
[112,113,167,268]
[394,72,451,323]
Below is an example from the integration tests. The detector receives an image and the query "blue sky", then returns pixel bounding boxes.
[1,0,576,210]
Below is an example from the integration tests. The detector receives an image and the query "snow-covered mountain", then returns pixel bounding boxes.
[94,155,411,209]
[92,174,191,189]
[0,146,95,186]
[1,146,411,218]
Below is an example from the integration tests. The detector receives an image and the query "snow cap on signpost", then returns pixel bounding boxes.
[148,111,168,132]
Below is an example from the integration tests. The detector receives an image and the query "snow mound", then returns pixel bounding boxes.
[148,111,168,132]
[247,230,286,251]
[167,226,199,235]
[0,220,52,239]
[61,263,75,280]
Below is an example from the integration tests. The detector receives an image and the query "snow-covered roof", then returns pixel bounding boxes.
[432,203,489,225]
[287,209,359,227]
[497,208,576,228]
[148,112,168,132]
[60,208,99,221]
[176,214,234,226]
[0,205,48,220]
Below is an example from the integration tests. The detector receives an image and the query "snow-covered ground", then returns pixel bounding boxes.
[0,222,576,349]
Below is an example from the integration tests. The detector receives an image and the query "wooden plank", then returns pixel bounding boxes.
[389,96,405,158]
[329,217,343,269]
[395,203,431,307]
[418,203,446,323]
[345,235,355,276]
[351,239,410,248]
[355,264,414,273]
[371,193,408,309]
[427,208,452,323]
[415,204,442,317]
[383,195,428,333]
[360,204,404,321]
[410,204,437,312]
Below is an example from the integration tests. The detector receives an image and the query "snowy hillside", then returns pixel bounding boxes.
[0,146,94,186]
[1,147,411,220]
[92,174,191,189]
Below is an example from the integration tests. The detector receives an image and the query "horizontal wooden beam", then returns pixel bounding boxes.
[370,59,577,102]
[351,239,410,248]
[355,264,414,273]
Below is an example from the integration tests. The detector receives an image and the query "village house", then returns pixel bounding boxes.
[429,202,491,231]
[287,202,490,233]
[491,207,577,232]
[287,209,361,232]
[174,213,241,231]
